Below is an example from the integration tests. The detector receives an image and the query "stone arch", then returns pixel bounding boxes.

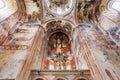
[45,19,73,40]
[43,18,75,28]
[34,76,48,80]
[53,76,68,80]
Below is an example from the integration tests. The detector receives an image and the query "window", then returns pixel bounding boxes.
[77,79,86,80]
[112,1,120,12]
[36,78,44,80]
[0,0,5,9]
[56,79,64,80]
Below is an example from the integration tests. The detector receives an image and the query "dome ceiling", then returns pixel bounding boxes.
[45,0,74,16]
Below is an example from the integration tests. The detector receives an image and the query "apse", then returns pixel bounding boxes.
[44,20,76,70]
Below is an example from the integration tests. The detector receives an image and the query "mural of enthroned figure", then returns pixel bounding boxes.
[57,38,62,54]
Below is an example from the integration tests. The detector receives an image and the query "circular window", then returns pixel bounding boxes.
[0,0,5,9]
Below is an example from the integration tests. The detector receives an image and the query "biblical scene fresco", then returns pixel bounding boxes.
[109,27,120,46]
[76,0,95,23]
[1,13,18,29]
[46,20,72,36]
[0,25,7,45]
[79,24,92,31]
[45,0,73,16]
[0,13,18,45]
[1,24,39,50]
[25,0,43,22]
[79,25,120,79]
[0,50,28,79]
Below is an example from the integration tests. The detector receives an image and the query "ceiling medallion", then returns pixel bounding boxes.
[45,0,74,16]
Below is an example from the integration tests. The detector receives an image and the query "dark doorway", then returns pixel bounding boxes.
[77,79,86,80]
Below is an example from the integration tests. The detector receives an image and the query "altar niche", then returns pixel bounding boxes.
[44,31,75,70]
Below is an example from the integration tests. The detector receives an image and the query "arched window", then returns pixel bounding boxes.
[111,0,120,12]
[74,76,88,80]
[54,76,68,80]
[77,79,86,80]
[49,60,54,70]
[0,0,5,9]
[36,78,44,80]
[56,78,65,80]
[66,61,71,70]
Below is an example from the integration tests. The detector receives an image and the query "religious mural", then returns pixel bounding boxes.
[1,24,39,50]
[25,0,43,22]
[109,27,120,46]
[1,13,18,28]
[0,13,18,46]
[79,25,120,79]
[0,25,7,45]
[46,20,72,36]
[76,0,95,23]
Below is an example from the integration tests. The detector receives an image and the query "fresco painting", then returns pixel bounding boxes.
[79,25,120,79]
[77,0,95,23]
[1,24,39,50]
[46,20,72,35]
[109,27,120,46]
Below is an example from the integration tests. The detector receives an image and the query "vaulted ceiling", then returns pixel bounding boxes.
[0,0,120,49]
